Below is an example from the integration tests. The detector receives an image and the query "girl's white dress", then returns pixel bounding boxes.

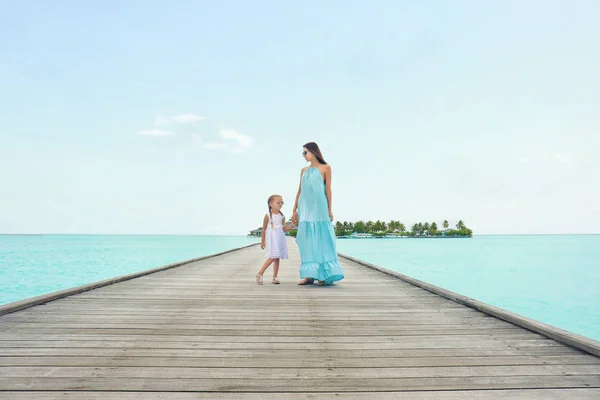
[265,213,288,259]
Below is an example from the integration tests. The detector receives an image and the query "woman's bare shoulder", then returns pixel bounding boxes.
[318,164,331,173]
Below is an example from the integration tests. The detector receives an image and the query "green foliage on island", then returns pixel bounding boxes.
[334,219,473,238]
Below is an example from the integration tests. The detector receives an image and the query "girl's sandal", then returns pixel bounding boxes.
[272,277,280,284]
[298,278,314,285]
[256,275,263,285]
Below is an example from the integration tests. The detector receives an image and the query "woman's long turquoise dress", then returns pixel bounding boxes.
[296,167,344,284]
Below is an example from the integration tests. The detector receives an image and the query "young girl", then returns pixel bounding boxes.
[256,195,294,285]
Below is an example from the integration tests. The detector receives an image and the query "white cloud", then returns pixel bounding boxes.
[219,129,253,153]
[554,153,573,164]
[138,113,204,137]
[152,113,204,125]
[171,113,204,123]
[154,114,170,125]
[191,129,253,154]
[191,134,203,146]
[203,142,228,149]
[138,129,174,136]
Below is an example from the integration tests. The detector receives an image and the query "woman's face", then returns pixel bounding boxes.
[302,147,314,162]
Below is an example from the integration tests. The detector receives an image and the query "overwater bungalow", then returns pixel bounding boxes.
[350,232,373,238]
[248,227,262,237]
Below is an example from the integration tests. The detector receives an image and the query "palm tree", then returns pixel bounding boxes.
[443,220,449,229]
[411,223,419,235]
[456,220,465,230]
[388,220,397,232]
[423,222,430,236]
[398,223,406,234]
[374,220,386,232]
[354,220,366,233]
[366,221,374,233]
[430,222,438,236]
[335,221,344,236]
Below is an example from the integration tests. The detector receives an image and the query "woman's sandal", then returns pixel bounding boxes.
[298,278,314,285]
[272,277,280,284]
[256,275,263,285]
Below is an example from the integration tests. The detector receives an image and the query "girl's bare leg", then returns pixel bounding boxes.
[272,259,280,284]
[258,258,274,276]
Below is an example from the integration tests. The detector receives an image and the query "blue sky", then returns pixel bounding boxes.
[1,0,599,235]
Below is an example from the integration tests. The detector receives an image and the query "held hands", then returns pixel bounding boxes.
[291,210,333,222]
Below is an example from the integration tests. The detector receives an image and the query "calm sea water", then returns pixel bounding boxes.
[337,235,600,342]
[0,235,259,305]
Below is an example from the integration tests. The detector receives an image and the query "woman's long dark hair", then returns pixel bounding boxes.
[304,142,327,165]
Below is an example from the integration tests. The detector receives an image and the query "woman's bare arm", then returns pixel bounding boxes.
[292,168,306,223]
[283,222,295,232]
[324,165,333,220]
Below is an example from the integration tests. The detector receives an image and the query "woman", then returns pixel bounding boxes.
[292,142,344,285]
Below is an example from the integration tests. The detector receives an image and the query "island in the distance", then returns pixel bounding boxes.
[248,220,473,238]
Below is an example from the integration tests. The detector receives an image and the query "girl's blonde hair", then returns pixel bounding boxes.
[267,195,285,228]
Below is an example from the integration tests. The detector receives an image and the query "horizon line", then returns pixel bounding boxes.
[1,232,599,236]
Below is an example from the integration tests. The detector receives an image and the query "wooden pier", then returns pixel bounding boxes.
[1,238,599,399]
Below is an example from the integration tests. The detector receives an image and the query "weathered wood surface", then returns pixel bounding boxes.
[1,238,599,399]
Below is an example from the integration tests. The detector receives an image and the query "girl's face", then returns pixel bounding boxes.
[270,196,284,211]
[302,147,314,162]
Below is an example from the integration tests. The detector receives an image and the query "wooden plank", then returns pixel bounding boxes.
[1,328,535,337]
[2,313,498,322]
[0,338,565,350]
[1,355,598,368]
[2,389,600,400]
[0,347,579,357]
[0,319,516,326]
[0,332,547,341]
[2,365,600,379]
[1,375,600,391]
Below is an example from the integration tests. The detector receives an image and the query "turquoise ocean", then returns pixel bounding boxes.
[1,234,598,342]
